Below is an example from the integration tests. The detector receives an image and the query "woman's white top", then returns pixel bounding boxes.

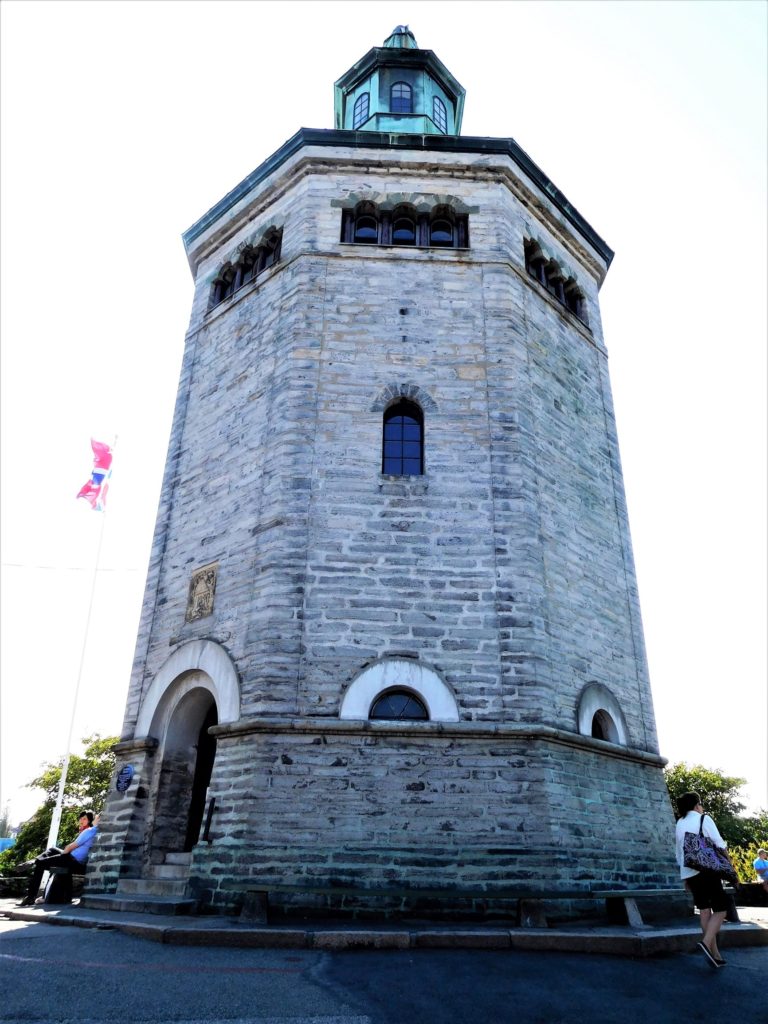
[675,810,727,879]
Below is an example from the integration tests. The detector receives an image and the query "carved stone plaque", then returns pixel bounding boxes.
[186,562,218,622]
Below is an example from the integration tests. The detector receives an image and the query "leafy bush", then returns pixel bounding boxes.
[729,844,768,884]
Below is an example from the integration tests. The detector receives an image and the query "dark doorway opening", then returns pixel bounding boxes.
[184,704,217,851]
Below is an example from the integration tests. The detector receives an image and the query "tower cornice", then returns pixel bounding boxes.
[182,128,614,270]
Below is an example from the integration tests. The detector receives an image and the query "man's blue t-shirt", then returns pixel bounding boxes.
[70,825,98,864]
[754,857,768,881]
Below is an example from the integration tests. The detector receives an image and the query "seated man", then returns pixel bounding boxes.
[17,809,98,907]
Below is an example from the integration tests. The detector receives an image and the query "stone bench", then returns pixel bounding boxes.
[219,880,689,928]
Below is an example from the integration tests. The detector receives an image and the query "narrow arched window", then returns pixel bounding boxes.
[240,247,258,286]
[524,240,547,285]
[545,263,566,304]
[383,399,423,476]
[433,96,447,133]
[430,219,453,246]
[212,266,236,306]
[565,281,589,326]
[354,202,378,244]
[430,207,455,247]
[257,229,282,272]
[391,81,412,113]
[392,205,416,246]
[370,690,428,720]
[353,92,370,129]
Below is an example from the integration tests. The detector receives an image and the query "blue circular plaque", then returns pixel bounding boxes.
[116,765,135,793]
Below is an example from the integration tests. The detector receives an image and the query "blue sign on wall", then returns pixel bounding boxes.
[116,765,135,793]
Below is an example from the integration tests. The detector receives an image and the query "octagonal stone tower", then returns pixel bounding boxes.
[90,29,678,916]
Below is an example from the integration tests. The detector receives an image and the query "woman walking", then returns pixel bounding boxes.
[675,791,730,968]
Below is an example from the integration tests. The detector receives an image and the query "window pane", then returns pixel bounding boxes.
[402,441,421,459]
[402,459,421,475]
[354,216,377,243]
[353,93,369,129]
[431,221,453,245]
[402,422,421,440]
[402,696,428,719]
[433,96,447,133]
[391,82,412,114]
[384,421,403,439]
[384,440,401,457]
[383,457,401,475]
[370,690,428,720]
[393,219,415,244]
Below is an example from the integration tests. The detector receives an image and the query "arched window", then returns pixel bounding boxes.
[524,240,547,285]
[545,262,566,303]
[524,239,589,328]
[564,280,589,326]
[239,246,258,287]
[392,205,416,246]
[353,92,370,129]
[428,205,455,247]
[577,683,628,746]
[211,265,236,306]
[430,218,453,246]
[340,657,459,722]
[433,96,447,133]
[391,81,412,114]
[353,201,378,244]
[257,228,282,272]
[210,230,283,309]
[383,399,423,476]
[370,690,428,720]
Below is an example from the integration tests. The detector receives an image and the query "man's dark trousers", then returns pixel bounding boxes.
[23,849,83,902]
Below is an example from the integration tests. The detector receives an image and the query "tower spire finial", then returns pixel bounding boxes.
[383,25,418,49]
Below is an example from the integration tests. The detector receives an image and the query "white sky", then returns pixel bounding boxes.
[1,0,766,826]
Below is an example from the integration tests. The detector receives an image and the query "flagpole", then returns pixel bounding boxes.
[47,437,116,850]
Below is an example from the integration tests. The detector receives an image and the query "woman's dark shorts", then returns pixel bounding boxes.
[686,871,729,912]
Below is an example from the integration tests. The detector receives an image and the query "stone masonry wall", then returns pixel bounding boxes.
[187,724,677,909]
[108,145,675,903]
[122,152,638,740]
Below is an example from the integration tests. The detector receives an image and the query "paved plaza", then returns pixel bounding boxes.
[2,901,766,1023]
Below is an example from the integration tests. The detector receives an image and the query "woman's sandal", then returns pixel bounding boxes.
[697,941,723,968]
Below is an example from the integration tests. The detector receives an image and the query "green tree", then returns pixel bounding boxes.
[0,734,117,874]
[0,802,11,838]
[664,762,767,849]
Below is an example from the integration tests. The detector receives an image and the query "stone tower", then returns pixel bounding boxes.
[91,28,678,914]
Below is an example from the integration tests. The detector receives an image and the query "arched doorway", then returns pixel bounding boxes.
[149,685,218,860]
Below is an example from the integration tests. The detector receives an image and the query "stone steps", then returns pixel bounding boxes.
[82,851,196,914]
[147,864,190,882]
[163,852,192,867]
[81,892,197,915]
[117,877,189,897]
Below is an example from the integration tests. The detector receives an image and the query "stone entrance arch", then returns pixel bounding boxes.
[136,641,240,861]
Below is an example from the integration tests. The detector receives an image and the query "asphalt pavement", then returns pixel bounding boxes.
[1,914,766,1024]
